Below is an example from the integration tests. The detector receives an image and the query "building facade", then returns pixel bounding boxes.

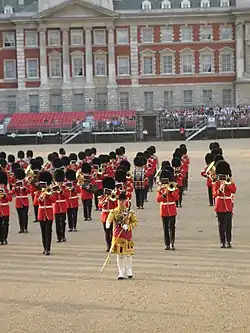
[0,0,249,114]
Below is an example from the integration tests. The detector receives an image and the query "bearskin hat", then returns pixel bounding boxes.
[149,146,156,154]
[175,148,183,156]
[134,156,144,167]
[90,147,97,155]
[214,154,224,164]
[26,150,33,158]
[48,153,54,162]
[99,155,105,164]
[81,162,91,174]
[52,152,59,158]
[103,155,110,163]
[54,169,65,182]
[147,147,154,155]
[160,169,174,183]
[215,160,231,176]
[7,154,15,163]
[205,153,214,165]
[11,162,21,174]
[0,151,6,159]
[118,191,127,201]
[180,146,187,155]
[161,160,171,169]
[61,156,70,167]
[35,156,44,166]
[172,157,181,168]
[120,146,125,154]
[78,151,86,160]
[0,158,7,169]
[30,159,42,171]
[173,152,182,159]
[14,168,25,180]
[52,157,63,169]
[120,160,131,171]
[0,170,8,185]
[102,177,115,190]
[85,148,91,156]
[65,169,76,181]
[115,148,122,156]
[209,142,220,151]
[39,171,53,185]
[17,150,25,159]
[69,153,77,162]
[109,151,116,160]
[115,169,127,183]
[136,152,144,157]
[92,157,101,167]
[144,150,151,159]
[180,144,187,149]
[59,148,66,155]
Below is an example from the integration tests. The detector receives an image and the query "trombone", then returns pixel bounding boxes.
[157,182,177,195]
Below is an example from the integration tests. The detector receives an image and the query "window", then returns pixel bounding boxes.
[117,56,130,75]
[49,57,62,77]
[161,55,173,74]
[161,0,171,8]
[116,28,129,44]
[181,0,191,8]
[72,56,84,77]
[3,32,15,48]
[93,29,106,45]
[119,92,129,110]
[70,29,83,46]
[95,54,107,76]
[4,6,13,14]
[6,95,16,114]
[221,53,233,72]
[203,90,212,106]
[51,93,62,112]
[29,95,39,113]
[26,59,39,79]
[220,26,232,40]
[48,30,60,46]
[183,90,192,104]
[142,56,153,75]
[96,93,107,110]
[74,93,84,111]
[142,0,151,9]
[141,27,153,43]
[181,27,192,41]
[222,89,232,105]
[220,0,229,6]
[144,91,154,110]
[201,0,210,7]
[200,26,212,41]
[164,91,173,107]
[180,54,193,73]
[25,31,37,47]
[4,60,16,79]
[161,27,172,42]
[200,54,213,73]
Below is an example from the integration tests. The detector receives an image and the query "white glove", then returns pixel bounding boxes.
[106,222,111,229]
[122,224,128,231]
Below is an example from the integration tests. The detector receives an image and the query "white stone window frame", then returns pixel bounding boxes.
[119,92,130,110]
[116,28,129,45]
[142,0,152,10]
[181,26,193,42]
[141,27,154,43]
[179,48,194,74]
[48,30,61,47]
[160,27,173,42]
[48,51,62,78]
[140,49,155,75]
[25,30,38,47]
[219,46,234,73]
[4,6,13,15]
[161,0,171,9]
[71,51,84,77]
[183,90,193,104]
[93,29,106,45]
[4,59,16,80]
[181,0,191,8]
[220,0,229,7]
[26,58,39,79]
[199,48,214,74]
[220,25,233,41]
[200,0,210,8]
[3,32,15,48]
[160,49,175,75]
[70,29,84,46]
[200,26,213,41]
[94,50,107,76]
[117,56,130,76]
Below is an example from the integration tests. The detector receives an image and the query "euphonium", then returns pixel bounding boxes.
[108,190,118,202]
[167,182,177,192]
[0,187,5,198]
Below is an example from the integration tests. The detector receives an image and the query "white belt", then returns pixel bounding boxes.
[56,200,66,203]
[69,196,78,200]
[40,205,53,209]
[96,180,102,183]
[102,209,111,212]
[217,196,232,199]
[161,202,175,205]
[16,196,28,199]
[0,203,9,206]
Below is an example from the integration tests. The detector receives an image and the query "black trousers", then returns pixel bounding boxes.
[176,186,183,207]
[34,205,38,221]
[143,134,148,142]
[82,199,92,219]
[208,187,214,206]
[149,175,154,191]
[55,212,66,241]
[94,189,103,209]
[17,206,29,231]
[39,220,52,252]
[183,172,189,190]
[67,207,78,230]
[0,216,9,243]
[144,185,149,200]
[217,212,232,245]
[162,216,176,246]
[135,188,144,208]
[103,223,112,250]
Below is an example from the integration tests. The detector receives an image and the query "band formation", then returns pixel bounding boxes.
[0,142,236,280]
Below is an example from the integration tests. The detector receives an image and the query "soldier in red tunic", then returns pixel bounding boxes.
[65,169,80,232]
[133,156,147,209]
[17,150,28,169]
[201,153,215,206]
[34,171,57,255]
[90,147,97,160]
[8,162,20,191]
[109,151,118,173]
[68,153,79,172]
[28,159,42,222]
[80,163,94,221]
[6,154,15,173]
[0,170,12,245]
[59,148,66,159]
[172,157,184,208]
[26,150,33,164]
[156,169,179,250]
[92,157,103,210]
[180,144,190,191]
[77,151,86,169]
[61,156,70,170]
[213,160,236,248]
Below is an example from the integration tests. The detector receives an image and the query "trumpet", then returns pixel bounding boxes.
[0,187,6,198]
[108,190,118,202]
[158,182,177,195]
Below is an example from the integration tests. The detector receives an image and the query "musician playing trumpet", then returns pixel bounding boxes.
[213,160,236,249]
[156,169,179,251]
[0,170,12,245]
[65,169,80,232]
[201,153,215,206]
[80,163,94,221]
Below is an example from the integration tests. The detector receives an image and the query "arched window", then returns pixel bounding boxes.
[181,0,191,8]
[220,0,229,6]
[4,6,13,14]
[201,0,210,7]
[161,0,171,9]
[142,0,151,9]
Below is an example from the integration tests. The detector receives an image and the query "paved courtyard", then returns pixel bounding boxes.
[0,139,249,333]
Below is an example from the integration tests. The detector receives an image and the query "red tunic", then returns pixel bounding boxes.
[156,189,179,217]
[98,194,118,223]
[8,174,16,191]
[175,172,184,187]
[12,183,30,208]
[213,181,236,213]
[34,191,57,221]
[53,186,70,214]
[67,183,81,209]
[92,172,103,190]
[68,164,79,172]
[17,159,28,170]
[201,166,213,188]
[0,186,12,216]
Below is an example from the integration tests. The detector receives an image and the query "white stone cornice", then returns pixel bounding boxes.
[70,50,84,55]
[179,47,194,53]
[48,50,62,56]
[159,48,176,54]
[94,49,107,55]
[140,48,156,54]
[199,47,214,53]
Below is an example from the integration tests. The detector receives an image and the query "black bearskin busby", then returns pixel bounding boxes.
[52,152,59,158]
[172,157,181,168]
[11,162,21,174]
[118,191,127,201]
[92,157,101,167]
[115,148,122,156]
[120,146,125,155]
[214,154,224,165]
[102,177,115,190]
[69,153,77,163]
[85,148,91,157]
[215,160,231,176]
[115,169,127,183]
[78,151,86,160]
[0,152,6,159]
[99,155,105,165]
[65,169,76,181]
[14,168,25,180]
[90,147,97,155]
[59,148,66,156]
[160,169,174,183]
[205,153,214,165]
[52,157,63,169]
[109,151,116,160]
[136,152,144,157]
[17,150,25,159]
[30,159,42,171]
[81,162,91,174]
[120,160,131,172]
[144,150,151,159]
[161,160,171,170]
[0,158,7,169]
[26,150,33,158]
[149,146,156,154]
[134,156,144,167]
[103,155,110,164]
[0,170,8,185]
[54,169,65,182]
[209,142,220,151]
[35,156,44,166]
[61,156,70,167]
[7,154,15,163]
[39,171,53,185]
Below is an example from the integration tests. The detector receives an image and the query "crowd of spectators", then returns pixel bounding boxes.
[162,105,250,129]
[90,116,136,132]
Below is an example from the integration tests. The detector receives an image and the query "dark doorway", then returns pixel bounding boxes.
[143,116,157,138]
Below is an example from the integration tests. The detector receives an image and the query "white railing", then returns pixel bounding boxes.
[185,120,207,142]
[61,123,82,144]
